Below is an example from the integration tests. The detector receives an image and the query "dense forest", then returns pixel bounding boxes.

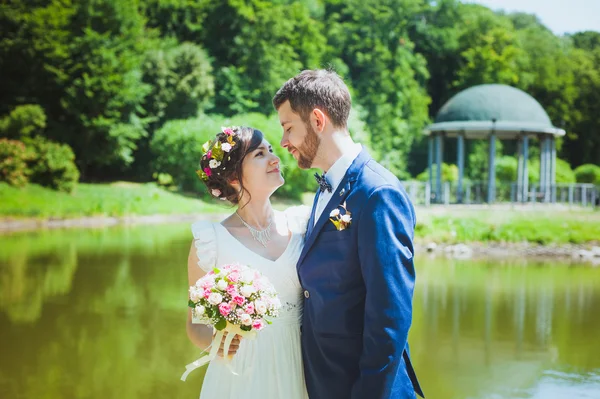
[1,0,599,198]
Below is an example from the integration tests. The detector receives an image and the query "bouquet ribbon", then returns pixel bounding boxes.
[181,322,256,381]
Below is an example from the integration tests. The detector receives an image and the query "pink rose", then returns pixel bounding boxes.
[232,294,245,306]
[201,279,215,289]
[203,288,212,299]
[204,167,212,177]
[252,319,265,331]
[223,128,234,136]
[226,285,238,296]
[228,271,240,283]
[206,150,212,158]
[244,303,255,314]
[219,303,232,316]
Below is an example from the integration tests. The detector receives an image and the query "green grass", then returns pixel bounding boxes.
[415,207,600,245]
[0,182,223,218]
[2,183,599,245]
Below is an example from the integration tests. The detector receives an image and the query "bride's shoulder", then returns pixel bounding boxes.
[283,205,311,235]
[191,220,216,239]
[190,220,217,272]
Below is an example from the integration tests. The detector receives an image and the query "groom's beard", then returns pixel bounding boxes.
[292,123,320,169]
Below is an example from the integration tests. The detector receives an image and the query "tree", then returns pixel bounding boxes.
[203,0,327,115]
[324,0,431,178]
[1,0,151,178]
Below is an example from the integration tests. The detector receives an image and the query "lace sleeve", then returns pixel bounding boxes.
[190,221,217,272]
[285,205,311,235]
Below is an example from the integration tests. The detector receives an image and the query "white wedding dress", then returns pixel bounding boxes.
[190,207,310,399]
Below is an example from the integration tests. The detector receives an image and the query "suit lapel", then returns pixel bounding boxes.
[297,148,371,268]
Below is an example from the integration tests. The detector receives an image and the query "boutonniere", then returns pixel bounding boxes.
[329,202,352,231]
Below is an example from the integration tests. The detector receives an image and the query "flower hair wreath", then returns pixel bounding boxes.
[196,126,240,198]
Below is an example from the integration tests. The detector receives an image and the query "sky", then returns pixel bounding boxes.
[466,0,600,35]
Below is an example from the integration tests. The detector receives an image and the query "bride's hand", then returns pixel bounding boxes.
[216,333,242,358]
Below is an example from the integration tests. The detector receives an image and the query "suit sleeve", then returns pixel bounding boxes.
[351,185,417,399]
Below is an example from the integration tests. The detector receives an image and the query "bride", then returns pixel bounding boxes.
[185,126,309,398]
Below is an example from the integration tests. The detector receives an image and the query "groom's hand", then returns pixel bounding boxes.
[216,333,242,357]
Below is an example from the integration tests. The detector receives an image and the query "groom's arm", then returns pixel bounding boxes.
[352,185,417,399]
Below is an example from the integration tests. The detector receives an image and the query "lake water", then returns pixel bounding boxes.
[1,223,599,399]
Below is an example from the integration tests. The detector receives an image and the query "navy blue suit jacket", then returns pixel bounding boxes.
[298,149,424,399]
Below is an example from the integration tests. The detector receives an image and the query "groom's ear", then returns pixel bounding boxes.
[311,108,327,134]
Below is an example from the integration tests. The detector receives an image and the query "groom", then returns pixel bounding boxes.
[273,70,424,399]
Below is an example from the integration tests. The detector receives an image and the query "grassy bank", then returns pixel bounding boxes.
[0,182,222,218]
[1,183,599,245]
[415,207,600,245]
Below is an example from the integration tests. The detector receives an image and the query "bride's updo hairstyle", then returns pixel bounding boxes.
[196,126,264,205]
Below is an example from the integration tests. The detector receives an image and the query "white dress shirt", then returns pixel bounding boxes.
[314,143,363,225]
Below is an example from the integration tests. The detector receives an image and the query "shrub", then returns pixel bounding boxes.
[26,137,80,193]
[574,164,600,184]
[416,163,458,182]
[151,113,312,199]
[0,104,46,139]
[0,139,30,187]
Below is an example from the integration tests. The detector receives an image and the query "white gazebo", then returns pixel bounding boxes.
[423,84,566,203]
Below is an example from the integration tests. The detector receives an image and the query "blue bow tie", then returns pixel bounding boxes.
[314,173,332,193]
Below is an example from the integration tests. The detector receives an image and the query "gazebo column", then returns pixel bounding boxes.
[457,133,465,204]
[540,136,550,202]
[516,137,523,202]
[550,136,557,203]
[428,134,434,200]
[487,133,496,203]
[522,135,529,202]
[435,133,444,204]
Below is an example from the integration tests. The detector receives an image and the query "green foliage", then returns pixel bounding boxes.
[141,0,208,42]
[151,113,318,200]
[204,0,327,115]
[495,156,517,182]
[1,0,598,187]
[141,41,214,127]
[0,105,47,140]
[26,137,80,193]
[467,140,503,182]
[416,163,458,183]
[0,139,30,187]
[326,0,431,178]
[555,158,576,184]
[574,164,600,184]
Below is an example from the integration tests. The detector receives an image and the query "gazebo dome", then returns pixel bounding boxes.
[424,84,565,139]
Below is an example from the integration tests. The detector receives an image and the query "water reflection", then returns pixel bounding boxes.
[413,257,600,399]
[0,225,599,399]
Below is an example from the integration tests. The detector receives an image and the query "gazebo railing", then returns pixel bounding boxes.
[401,181,599,207]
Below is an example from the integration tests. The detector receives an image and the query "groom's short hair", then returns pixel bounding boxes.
[273,69,351,128]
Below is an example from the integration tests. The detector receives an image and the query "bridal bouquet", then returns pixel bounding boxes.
[181,263,281,381]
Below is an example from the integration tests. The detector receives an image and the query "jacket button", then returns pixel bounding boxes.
[304,290,310,298]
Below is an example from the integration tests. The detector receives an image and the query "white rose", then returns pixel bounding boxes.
[341,214,352,223]
[209,159,221,169]
[269,297,282,309]
[208,292,223,305]
[240,284,257,298]
[194,305,205,316]
[240,313,253,326]
[241,270,254,284]
[221,143,232,152]
[254,300,267,315]
[216,279,228,291]
[189,287,203,302]
[330,209,340,217]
